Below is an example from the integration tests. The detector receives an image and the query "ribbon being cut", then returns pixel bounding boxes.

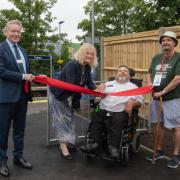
[34,75,153,97]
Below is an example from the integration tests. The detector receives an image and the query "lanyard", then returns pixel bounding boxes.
[160,51,174,71]
[80,66,85,85]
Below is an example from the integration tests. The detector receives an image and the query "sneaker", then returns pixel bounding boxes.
[146,150,164,161]
[167,155,180,169]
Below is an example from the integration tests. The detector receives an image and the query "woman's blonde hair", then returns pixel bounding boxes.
[3,19,22,34]
[75,43,98,68]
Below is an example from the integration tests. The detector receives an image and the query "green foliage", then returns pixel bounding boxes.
[77,0,180,80]
[78,0,137,39]
[53,39,70,72]
[0,0,71,77]
[154,0,180,27]
[78,0,180,40]
[0,0,59,54]
[61,41,70,62]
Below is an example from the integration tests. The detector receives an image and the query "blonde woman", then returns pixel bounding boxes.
[49,43,98,160]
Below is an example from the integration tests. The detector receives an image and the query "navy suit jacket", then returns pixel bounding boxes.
[0,40,31,103]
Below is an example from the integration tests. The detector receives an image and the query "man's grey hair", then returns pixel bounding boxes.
[3,19,23,34]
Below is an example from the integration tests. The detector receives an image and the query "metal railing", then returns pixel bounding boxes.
[45,79,151,145]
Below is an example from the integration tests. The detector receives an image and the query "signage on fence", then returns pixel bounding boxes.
[28,55,53,77]
[28,55,51,60]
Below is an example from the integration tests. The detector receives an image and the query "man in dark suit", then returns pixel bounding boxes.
[0,20,35,177]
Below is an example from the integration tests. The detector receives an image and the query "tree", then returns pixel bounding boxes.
[130,0,158,32]
[154,0,180,27]
[131,0,180,32]
[53,38,71,72]
[77,0,180,40]
[0,0,58,55]
[61,40,70,63]
[77,0,180,81]
[77,0,144,41]
[0,0,72,76]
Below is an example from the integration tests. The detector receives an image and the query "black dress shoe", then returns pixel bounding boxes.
[80,143,99,154]
[14,158,33,169]
[0,163,10,177]
[61,152,72,160]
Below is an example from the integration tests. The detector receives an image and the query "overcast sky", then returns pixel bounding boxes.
[0,0,89,43]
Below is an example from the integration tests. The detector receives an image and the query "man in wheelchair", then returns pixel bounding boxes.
[80,65,144,161]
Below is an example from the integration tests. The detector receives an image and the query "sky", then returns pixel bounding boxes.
[0,0,89,43]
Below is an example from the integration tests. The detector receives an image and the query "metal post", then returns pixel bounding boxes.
[58,21,64,59]
[91,0,96,81]
[50,55,53,78]
[47,88,50,146]
[91,0,95,45]
[100,37,104,81]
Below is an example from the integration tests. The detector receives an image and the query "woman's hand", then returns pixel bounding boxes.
[95,83,106,93]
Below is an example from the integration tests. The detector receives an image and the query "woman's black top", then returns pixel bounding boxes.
[50,59,96,101]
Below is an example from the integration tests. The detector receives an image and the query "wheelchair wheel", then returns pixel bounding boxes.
[84,150,98,161]
[121,146,129,166]
[131,132,141,153]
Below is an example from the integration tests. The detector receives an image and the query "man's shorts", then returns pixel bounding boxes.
[149,97,180,128]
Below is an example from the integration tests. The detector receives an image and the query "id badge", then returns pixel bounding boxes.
[153,73,162,86]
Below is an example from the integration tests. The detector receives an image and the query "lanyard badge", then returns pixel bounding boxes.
[153,51,174,87]
[153,72,163,86]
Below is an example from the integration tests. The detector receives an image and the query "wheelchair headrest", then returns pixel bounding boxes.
[108,76,115,81]
[129,68,135,77]
[130,78,143,87]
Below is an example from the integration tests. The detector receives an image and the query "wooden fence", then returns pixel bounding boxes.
[101,26,180,118]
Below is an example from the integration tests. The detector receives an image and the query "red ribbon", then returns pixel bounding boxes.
[108,86,153,96]
[34,76,153,97]
[34,76,104,97]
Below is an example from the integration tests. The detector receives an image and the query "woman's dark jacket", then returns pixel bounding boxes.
[50,60,96,104]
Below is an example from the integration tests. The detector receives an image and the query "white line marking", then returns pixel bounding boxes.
[140,145,170,160]
[29,100,47,103]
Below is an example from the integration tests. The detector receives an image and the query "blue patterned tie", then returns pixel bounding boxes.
[13,44,25,73]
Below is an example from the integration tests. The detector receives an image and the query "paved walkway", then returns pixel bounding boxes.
[3,100,180,180]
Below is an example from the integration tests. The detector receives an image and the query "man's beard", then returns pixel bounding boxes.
[163,45,170,52]
[116,76,129,83]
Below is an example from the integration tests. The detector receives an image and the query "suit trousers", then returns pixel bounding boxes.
[0,90,28,164]
[88,109,129,147]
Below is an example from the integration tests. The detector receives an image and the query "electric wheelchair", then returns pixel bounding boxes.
[80,69,143,166]
[80,106,141,165]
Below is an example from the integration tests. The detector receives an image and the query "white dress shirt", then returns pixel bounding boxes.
[6,39,26,73]
[99,80,144,112]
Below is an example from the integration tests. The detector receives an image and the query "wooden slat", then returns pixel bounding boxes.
[104,67,148,72]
